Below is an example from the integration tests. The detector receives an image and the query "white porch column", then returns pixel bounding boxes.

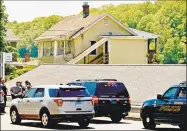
[54,40,58,56]
[64,40,66,56]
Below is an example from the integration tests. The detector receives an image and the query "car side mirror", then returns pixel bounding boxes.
[157,94,162,100]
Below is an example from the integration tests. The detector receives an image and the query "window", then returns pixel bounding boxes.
[83,82,97,96]
[95,82,129,97]
[49,88,90,97]
[104,19,108,25]
[43,42,53,56]
[34,88,45,98]
[163,87,178,99]
[177,88,187,99]
[90,41,97,55]
[24,88,37,98]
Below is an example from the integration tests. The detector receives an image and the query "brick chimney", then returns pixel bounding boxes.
[82,2,89,18]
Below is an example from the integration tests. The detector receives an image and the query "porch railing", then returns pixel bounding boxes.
[89,52,109,64]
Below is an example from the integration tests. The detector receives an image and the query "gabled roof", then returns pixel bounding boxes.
[35,13,159,41]
[129,28,159,39]
[35,14,107,41]
[5,28,20,42]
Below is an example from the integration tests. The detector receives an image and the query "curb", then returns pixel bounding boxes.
[125,117,141,121]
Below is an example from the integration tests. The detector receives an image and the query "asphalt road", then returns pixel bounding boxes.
[0,108,181,130]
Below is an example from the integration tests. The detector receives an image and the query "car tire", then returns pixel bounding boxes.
[78,118,90,128]
[40,111,51,128]
[10,108,21,124]
[142,113,156,129]
[110,113,123,123]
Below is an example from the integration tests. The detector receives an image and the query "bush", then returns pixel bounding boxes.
[7,65,36,81]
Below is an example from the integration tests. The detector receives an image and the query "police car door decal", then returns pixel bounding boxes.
[158,105,181,112]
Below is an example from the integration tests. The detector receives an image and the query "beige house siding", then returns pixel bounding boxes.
[109,39,148,64]
[73,16,132,58]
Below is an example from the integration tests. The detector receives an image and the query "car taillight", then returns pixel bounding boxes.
[128,96,131,104]
[54,99,63,106]
[92,96,99,105]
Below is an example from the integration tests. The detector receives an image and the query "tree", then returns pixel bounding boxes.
[0,0,8,52]
[5,1,186,63]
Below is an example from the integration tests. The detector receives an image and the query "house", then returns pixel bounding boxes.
[5,28,20,48]
[35,2,159,64]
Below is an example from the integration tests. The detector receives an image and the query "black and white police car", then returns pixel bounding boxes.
[140,81,187,130]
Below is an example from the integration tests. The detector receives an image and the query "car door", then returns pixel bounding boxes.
[29,88,45,115]
[154,87,178,122]
[169,87,187,123]
[18,88,37,114]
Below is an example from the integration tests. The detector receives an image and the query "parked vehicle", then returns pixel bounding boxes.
[67,79,131,123]
[0,89,5,113]
[140,81,187,130]
[9,84,94,128]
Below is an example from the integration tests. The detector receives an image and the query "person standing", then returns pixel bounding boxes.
[25,80,32,91]
[1,79,7,113]
[19,81,26,94]
[10,82,22,100]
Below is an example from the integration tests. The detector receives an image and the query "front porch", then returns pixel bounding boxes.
[147,38,158,64]
[38,40,74,64]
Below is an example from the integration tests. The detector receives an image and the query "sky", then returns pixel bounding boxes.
[4,1,146,22]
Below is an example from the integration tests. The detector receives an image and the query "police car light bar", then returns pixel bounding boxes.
[76,79,117,81]
[179,81,187,85]
[76,79,97,81]
[96,79,117,81]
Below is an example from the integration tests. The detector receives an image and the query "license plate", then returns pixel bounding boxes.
[111,101,117,104]
[75,101,82,106]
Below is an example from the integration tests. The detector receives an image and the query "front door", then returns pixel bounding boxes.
[29,88,45,115]
[18,88,37,115]
[104,41,108,64]
[169,87,187,123]
[105,41,108,54]
[154,87,179,122]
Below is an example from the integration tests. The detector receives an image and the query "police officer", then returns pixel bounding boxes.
[10,81,22,99]
[25,80,32,91]
[0,79,7,113]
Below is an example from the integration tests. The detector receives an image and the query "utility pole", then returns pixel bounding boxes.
[0,52,5,80]
[0,52,12,80]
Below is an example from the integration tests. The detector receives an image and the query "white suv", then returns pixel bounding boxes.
[9,85,95,128]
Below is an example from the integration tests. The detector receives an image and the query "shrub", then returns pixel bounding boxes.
[7,65,36,81]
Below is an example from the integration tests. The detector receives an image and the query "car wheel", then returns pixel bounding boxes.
[40,111,51,128]
[142,113,156,129]
[78,118,90,128]
[110,113,123,123]
[10,108,21,124]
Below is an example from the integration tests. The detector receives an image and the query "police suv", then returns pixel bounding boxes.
[9,84,94,128]
[140,81,187,130]
[68,79,131,123]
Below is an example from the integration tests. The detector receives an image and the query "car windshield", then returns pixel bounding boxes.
[49,88,90,97]
[95,82,129,97]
